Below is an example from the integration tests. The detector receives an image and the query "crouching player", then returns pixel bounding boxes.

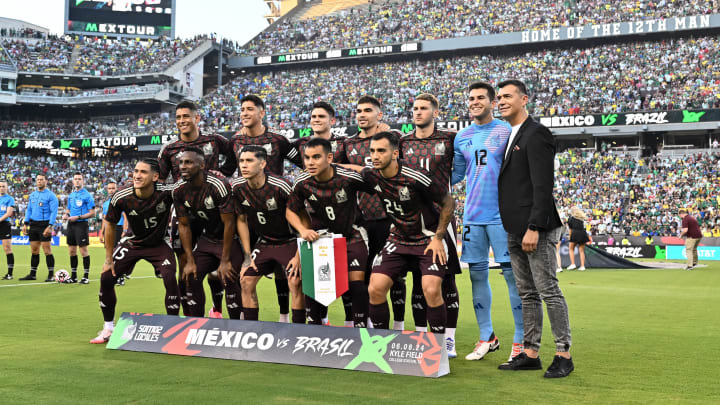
[233,146,304,323]
[90,159,180,344]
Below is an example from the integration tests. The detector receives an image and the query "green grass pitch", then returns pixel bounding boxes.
[0,246,718,404]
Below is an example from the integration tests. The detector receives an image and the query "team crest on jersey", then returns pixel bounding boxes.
[331,141,338,152]
[266,197,278,211]
[75,199,83,207]
[399,186,411,201]
[202,143,214,157]
[336,188,348,203]
[204,196,215,210]
[157,201,167,213]
[434,142,446,156]
[262,143,272,154]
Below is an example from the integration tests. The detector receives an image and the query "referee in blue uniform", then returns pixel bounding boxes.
[20,174,59,282]
[0,180,16,280]
[62,172,95,284]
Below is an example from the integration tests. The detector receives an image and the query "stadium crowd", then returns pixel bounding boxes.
[0,113,174,140]
[238,0,716,55]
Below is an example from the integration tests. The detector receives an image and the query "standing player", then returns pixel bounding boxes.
[100,180,129,285]
[231,94,297,322]
[62,172,95,284]
[19,174,58,282]
[233,146,304,323]
[159,100,236,318]
[358,132,455,336]
[451,81,524,362]
[286,138,370,327]
[90,159,180,344]
[343,96,405,329]
[400,93,461,356]
[173,148,244,319]
[0,181,15,280]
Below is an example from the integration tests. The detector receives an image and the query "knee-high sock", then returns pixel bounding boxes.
[45,254,55,276]
[349,280,369,328]
[99,271,118,322]
[442,275,459,329]
[411,270,427,327]
[159,263,180,316]
[208,277,224,312]
[178,279,191,316]
[390,276,406,322]
[469,262,493,341]
[291,308,306,324]
[305,296,325,325]
[70,255,78,278]
[426,303,447,335]
[275,276,290,315]
[6,253,14,275]
[82,255,90,278]
[243,307,259,321]
[341,291,352,322]
[369,302,390,330]
[224,281,242,320]
[500,263,524,344]
[30,254,39,275]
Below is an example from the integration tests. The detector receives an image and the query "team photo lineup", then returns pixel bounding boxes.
[3,2,720,398]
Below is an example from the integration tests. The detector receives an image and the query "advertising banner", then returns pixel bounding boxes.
[107,313,450,378]
[599,245,664,259]
[666,245,720,261]
[11,235,60,246]
[558,243,652,269]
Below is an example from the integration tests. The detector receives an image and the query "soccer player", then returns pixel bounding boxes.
[451,81,525,361]
[0,181,15,280]
[62,172,95,284]
[359,131,454,335]
[19,174,58,282]
[286,138,370,327]
[158,100,236,317]
[90,159,180,344]
[173,148,244,319]
[342,96,405,329]
[233,146,304,323]
[100,180,129,286]
[230,94,297,322]
[400,93,462,356]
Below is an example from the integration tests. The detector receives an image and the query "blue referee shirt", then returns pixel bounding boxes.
[25,188,59,225]
[102,199,123,226]
[67,188,95,222]
[0,194,15,222]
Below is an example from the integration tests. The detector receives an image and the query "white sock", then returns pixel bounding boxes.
[344,320,354,327]
[392,321,405,331]
[321,317,329,324]
[278,313,289,323]
[367,319,373,328]
[445,327,456,340]
[104,321,114,331]
[416,326,428,332]
[240,312,245,320]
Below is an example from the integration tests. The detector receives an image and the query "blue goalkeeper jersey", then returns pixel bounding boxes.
[451,119,511,225]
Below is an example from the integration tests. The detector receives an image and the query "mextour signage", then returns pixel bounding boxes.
[107,313,450,377]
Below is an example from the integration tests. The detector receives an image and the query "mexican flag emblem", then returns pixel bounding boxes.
[298,234,349,306]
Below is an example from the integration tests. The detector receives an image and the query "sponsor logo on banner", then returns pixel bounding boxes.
[601,245,659,259]
[12,236,60,246]
[666,245,720,261]
[107,313,449,377]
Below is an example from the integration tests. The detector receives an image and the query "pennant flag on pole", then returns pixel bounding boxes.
[299,234,349,306]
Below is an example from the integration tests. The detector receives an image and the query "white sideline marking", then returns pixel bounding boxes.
[0,275,158,288]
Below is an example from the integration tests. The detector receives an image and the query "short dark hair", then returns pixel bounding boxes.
[357,95,382,110]
[139,158,160,174]
[241,94,265,110]
[305,137,332,154]
[36,174,46,179]
[468,81,496,100]
[498,79,528,96]
[73,172,83,178]
[240,145,268,161]
[312,101,336,117]
[106,179,117,185]
[371,131,400,150]
[182,146,205,159]
[415,93,439,110]
[176,100,198,112]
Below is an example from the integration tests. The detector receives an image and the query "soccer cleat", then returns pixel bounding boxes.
[63,278,77,284]
[2,274,12,280]
[544,355,574,378]
[89,329,113,344]
[578,266,586,271]
[465,334,499,360]
[44,276,55,282]
[116,276,125,286]
[508,343,524,361]
[208,307,222,319]
[19,274,36,281]
[566,264,577,270]
[446,337,457,358]
[498,352,543,370]
[79,278,89,284]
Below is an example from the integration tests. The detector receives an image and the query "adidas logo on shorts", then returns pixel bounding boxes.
[350,259,360,267]
[161,259,172,266]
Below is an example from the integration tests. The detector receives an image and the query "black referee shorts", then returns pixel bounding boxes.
[0,221,11,240]
[28,221,51,242]
[67,221,90,247]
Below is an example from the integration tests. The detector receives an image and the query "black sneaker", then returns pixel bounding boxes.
[116,276,125,286]
[79,278,90,285]
[544,355,574,378]
[19,274,36,281]
[64,278,77,284]
[2,274,12,280]
[44,275,55,282]
[498,352,543,370]
[685,266,693,271]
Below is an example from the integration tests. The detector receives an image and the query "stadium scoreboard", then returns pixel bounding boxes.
[64,0,175,39]
[255,42,422,65]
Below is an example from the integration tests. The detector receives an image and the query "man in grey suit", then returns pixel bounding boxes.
[496,79,574,378]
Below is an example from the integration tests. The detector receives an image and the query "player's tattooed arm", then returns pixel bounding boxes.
[286,206,319,242]
[424,194,455,265]
[218,212,238,284]
[178,215,197,283]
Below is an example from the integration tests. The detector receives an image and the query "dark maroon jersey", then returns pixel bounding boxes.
[361,162,448,246]
[288,164,370,243]
[231,174,296,244]
[106,184,173,247]
[399,127,456,193]
[289,135,347,168]
[230,128,296,176]
[157,132,237,181]
[343,134,386,221]
[172,173,234,241]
